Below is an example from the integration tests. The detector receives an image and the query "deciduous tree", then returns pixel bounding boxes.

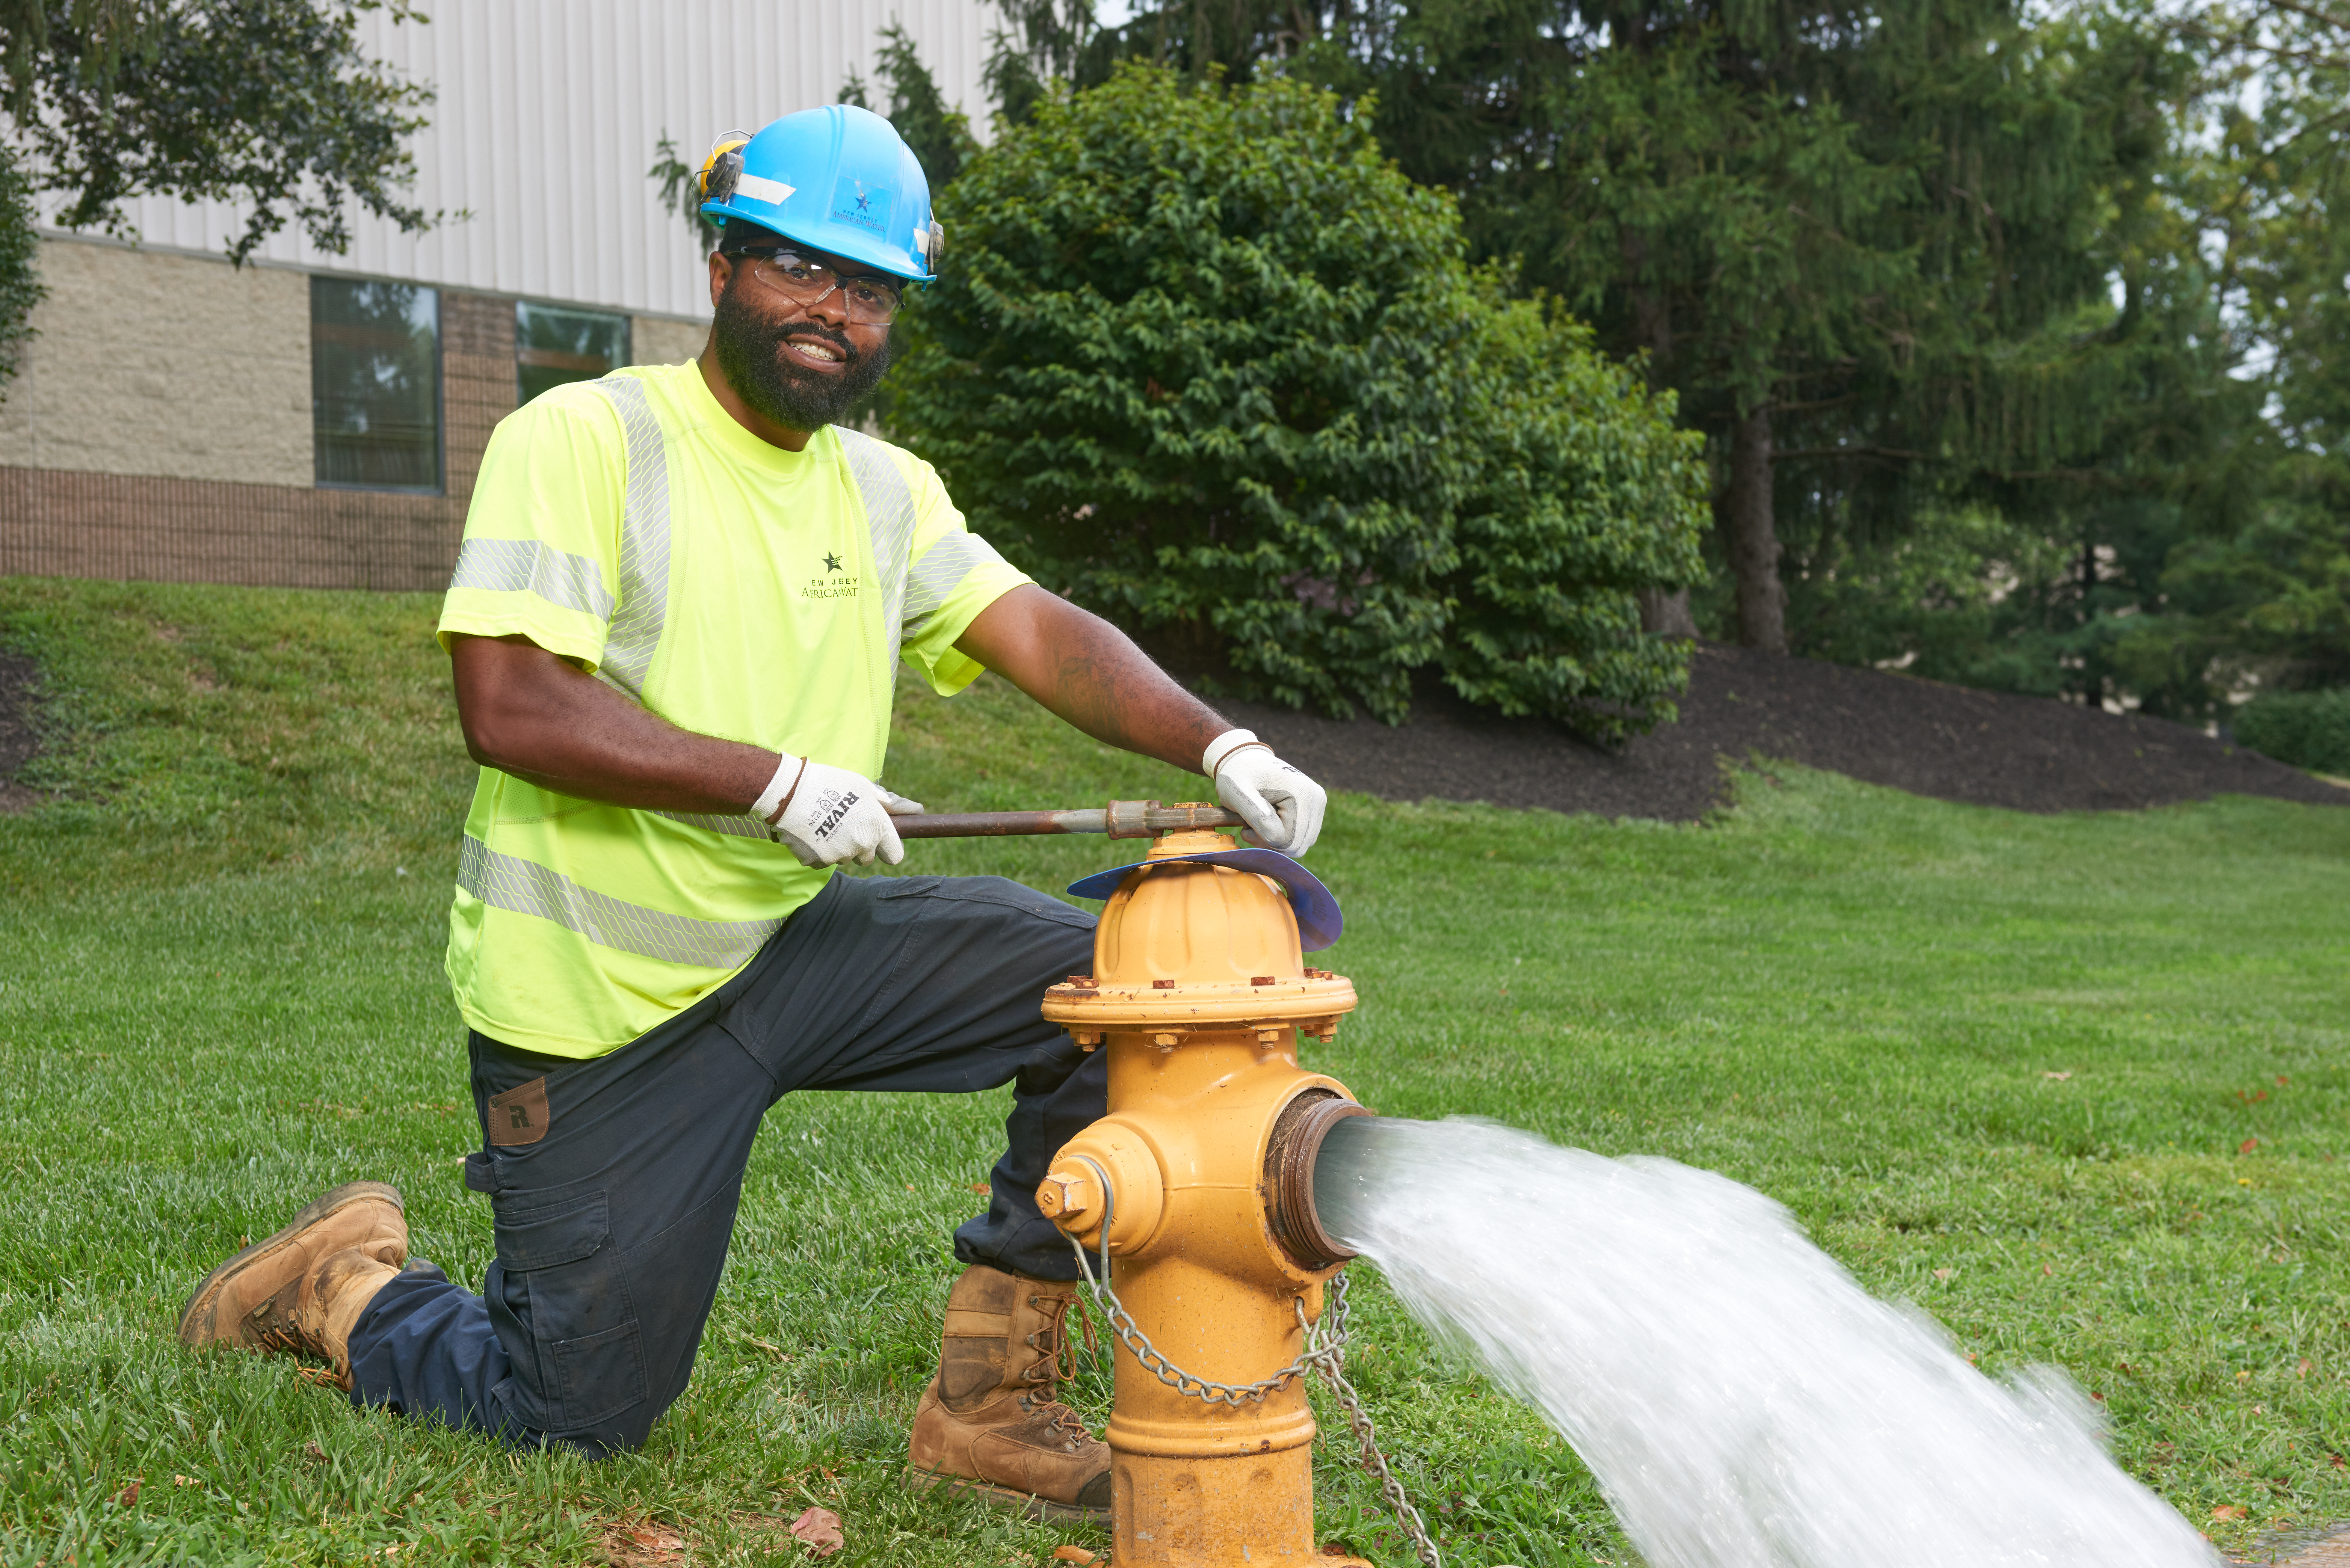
[0,0,435,391]
[892,63,1705,733]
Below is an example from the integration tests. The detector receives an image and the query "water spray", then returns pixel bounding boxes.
[908,800,2228,1568]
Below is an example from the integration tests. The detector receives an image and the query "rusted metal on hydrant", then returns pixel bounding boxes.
[1038,825,1368,1567]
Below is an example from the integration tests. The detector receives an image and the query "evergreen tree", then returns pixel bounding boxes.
[840,23,979,188]
[1298,0,2149,655]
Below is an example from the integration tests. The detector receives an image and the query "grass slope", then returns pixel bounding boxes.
[2,578,2347,1566]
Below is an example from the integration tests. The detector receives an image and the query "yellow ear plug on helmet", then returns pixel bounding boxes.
[697,130,754,205]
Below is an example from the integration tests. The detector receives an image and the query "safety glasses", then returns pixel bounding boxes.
[730,247,905,325]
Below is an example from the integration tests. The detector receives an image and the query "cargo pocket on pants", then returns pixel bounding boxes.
[492,1190,648,1432]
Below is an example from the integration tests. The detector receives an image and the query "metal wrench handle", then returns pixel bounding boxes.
[893,799,1244,840]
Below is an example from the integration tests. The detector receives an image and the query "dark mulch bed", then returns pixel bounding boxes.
[0,634,2336,822]
[0,652,39,813]
[1214,641,2349,822]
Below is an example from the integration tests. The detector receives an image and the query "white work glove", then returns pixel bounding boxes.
[1205,729,1325,857]
[749,753,926,868]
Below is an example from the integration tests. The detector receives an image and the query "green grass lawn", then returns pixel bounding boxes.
[2,577,2347,1567]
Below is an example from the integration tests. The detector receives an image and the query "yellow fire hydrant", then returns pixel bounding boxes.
[1036,825,1373,1567]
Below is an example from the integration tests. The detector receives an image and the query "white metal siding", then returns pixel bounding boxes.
[40,0,992,320]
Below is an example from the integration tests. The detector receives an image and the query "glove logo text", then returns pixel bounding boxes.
[808,788,859,841]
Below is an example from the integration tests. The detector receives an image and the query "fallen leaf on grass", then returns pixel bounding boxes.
[969,1183,992,1193]
[2241,1138,2260,1155]
[790,1506,844,1557]
[2330,1454,2345,1470]
[2212,1504,2249,1521]
[1932,1268,1955,1281]
[2300,1358,2314,1377]
[2042,1071,2072,1081]
[600,1519,689,1566]
[1052,1548,1098,1565]
[113,1477,140,1506]
[173,1475,199,1488]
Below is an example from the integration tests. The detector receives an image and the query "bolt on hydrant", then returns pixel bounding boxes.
[1038,823,1377,1568]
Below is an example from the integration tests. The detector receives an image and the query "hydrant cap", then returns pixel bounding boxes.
[1067,848,1343,951]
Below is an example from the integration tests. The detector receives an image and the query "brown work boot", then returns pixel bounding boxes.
[177,1180,408,1388]
[906,1264,1112,1522]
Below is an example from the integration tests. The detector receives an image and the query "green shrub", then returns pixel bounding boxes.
[2235,688,2350,776]
[891,63,1704,735]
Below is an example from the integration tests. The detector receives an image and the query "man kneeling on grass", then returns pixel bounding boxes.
[172,107,1324,1521]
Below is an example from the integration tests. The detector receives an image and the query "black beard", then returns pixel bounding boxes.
[711,272,896,433]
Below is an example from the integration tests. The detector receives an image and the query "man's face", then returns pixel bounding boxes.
[709,245,898,433]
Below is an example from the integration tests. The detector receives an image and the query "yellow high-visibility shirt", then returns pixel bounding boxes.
[435,360,1029,1058]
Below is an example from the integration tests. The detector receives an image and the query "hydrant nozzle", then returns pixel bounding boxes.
[1038,824,1369,1565]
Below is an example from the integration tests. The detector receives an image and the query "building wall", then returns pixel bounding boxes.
[0,240,313,486]
[0,0,977,592]
[0,279,516,592]
[57,0,995,320]
[631,314,709,369]
[0,243,715,592]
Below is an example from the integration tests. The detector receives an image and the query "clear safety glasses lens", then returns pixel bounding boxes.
[744,254,903,325]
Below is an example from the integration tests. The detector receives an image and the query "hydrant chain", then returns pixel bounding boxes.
[1314,1284,1447,1568]
[1062,1159,1446,1567]
[1061,1158,1341,1407]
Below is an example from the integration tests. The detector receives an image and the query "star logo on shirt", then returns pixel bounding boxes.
[823,552,844,573]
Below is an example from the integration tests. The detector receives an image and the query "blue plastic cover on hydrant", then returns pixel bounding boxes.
[1065,849,1343,952]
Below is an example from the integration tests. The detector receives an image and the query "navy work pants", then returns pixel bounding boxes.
[343,872,1102,1456]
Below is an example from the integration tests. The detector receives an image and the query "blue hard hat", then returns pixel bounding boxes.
[697,106,942,282]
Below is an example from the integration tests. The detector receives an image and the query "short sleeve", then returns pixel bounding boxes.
[437,390,629,669]
[897,454,1033,694]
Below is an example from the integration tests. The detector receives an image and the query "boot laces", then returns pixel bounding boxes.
[1025,1396,1091,1449]
[1021,1289,1099,1387]
[257,1323,323,1358]
[1012,1291,1099,1450]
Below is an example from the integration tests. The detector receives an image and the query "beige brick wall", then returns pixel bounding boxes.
[629,314,707,369]
[0,280,736,594]
[0,237,313,485]
[0,287,517,592]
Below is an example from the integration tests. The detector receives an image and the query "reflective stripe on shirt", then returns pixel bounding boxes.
[595,377,674,700]
[904,532,1009,637]
[447,537,615,620]
[650,809,772,841]
[836,427,917,668]
[458,834,784,968]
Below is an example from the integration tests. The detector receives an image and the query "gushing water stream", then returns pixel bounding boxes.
[1313,1117,2221,1568]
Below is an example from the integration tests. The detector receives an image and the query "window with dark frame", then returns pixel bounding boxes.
[516,301,631,404]
[312,276,443,493]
